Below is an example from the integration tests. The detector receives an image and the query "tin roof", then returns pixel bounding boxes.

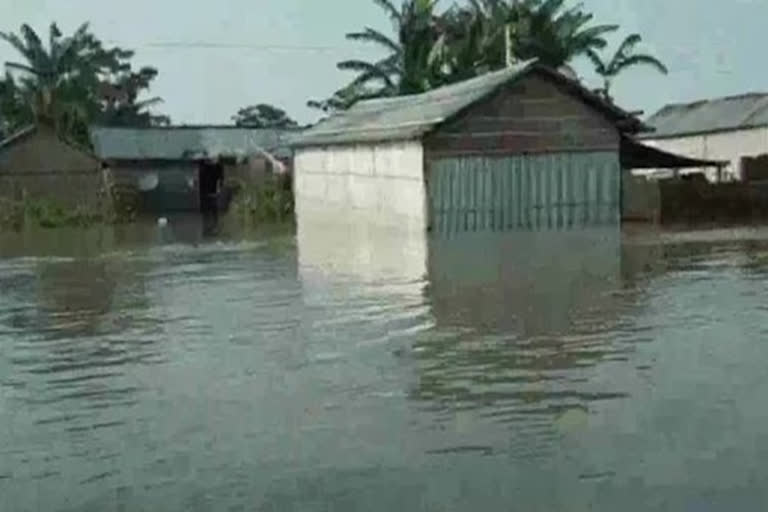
[644,92,768,139]
[90,125,298,161]
[293,60,646,147]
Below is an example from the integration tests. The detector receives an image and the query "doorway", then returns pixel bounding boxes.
[199,160,223,214]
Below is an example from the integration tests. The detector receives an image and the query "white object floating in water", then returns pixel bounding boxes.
[157,217,168,228]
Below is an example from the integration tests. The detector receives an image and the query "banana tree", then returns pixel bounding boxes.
[586,33,668,101]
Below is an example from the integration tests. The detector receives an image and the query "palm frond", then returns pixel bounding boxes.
[614,54,668,75]
[614,33,642,59]
[338,59,396,89]
[4,61,39,75]
[372,0,402,22]
[585,49,607,75]
[345,28,401,55]
[0,30,38,67]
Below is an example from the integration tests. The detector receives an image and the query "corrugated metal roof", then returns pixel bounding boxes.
[645,92,768,139]
[90,126,297,161]
[293,60,644,147]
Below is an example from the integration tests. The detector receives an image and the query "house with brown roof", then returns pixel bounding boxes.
[292,59,717,233]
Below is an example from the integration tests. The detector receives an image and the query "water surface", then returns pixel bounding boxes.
[3,218,768,511]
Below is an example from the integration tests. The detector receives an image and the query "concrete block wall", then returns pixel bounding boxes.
[293,141,427,232]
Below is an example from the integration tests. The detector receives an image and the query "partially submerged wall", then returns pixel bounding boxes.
[294,141,427,232]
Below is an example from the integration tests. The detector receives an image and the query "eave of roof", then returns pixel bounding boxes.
[639,122,768,140]
[620,136,727,169]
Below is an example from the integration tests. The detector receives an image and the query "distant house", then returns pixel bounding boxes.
[90,125,295,214]
[292,60,708,234]
[0,124,107,210]
[641,93,768,182]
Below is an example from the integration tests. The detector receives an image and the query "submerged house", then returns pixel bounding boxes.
[0,124,107,210]
[641,93,768,182]
[293,60,707,234]
[90,125,294,214]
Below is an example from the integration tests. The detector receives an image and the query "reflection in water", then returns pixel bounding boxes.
[408,229,640,460]
[3,224,768,510]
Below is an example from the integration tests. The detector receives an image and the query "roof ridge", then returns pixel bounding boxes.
[658,92,768,111]
[353,59,538,109]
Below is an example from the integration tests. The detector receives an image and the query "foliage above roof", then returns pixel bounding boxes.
[294,60,645,147]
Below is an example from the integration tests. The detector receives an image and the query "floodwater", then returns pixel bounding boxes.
[3,216,768,511]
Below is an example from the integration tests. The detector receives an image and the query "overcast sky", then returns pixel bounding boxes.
[0,0,765,125]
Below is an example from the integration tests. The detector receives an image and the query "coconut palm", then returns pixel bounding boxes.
[586,33,668,101]
[511,0,618,68]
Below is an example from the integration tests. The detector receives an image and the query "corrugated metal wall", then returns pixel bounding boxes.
[428,152,620,235]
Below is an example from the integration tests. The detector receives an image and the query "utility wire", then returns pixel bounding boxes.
[105,40,366,53]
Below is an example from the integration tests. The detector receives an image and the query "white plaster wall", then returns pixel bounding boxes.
[294,141,426,232]
[640,127,768,181]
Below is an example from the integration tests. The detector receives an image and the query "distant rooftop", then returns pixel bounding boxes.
[645,92,768,139]
[90,125,299,161]
[293,60,645,147]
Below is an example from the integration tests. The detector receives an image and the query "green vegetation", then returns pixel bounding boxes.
[0,22,168,146]
[0,196,108,230]
[228,174,295,226]
[232,104,299,129]
[309,0,668,113]
[586,33,669,101]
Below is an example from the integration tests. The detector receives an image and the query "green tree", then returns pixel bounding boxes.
[439,0,510,81]
[0,73,32,137]
[309,0,448,111]
[310,0,626,114]
[507,0,618,68]
[0,22,167,144]
[586,33,668,101]
[232,103,298,128]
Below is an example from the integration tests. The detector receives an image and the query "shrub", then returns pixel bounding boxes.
[228,173,294,225]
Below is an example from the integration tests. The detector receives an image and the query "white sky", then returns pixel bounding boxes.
[1,0,765,125]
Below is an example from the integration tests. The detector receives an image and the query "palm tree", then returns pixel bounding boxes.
[511,0,618,68]
[440,0,509,81]
[0,23,96,129]
[336,0,447,97]
[1,23,168,142]
[586,33,668,101]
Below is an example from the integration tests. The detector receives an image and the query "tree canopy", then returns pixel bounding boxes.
[232,103,298,129]
[309,0,665,114]
[0,22,168,145]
